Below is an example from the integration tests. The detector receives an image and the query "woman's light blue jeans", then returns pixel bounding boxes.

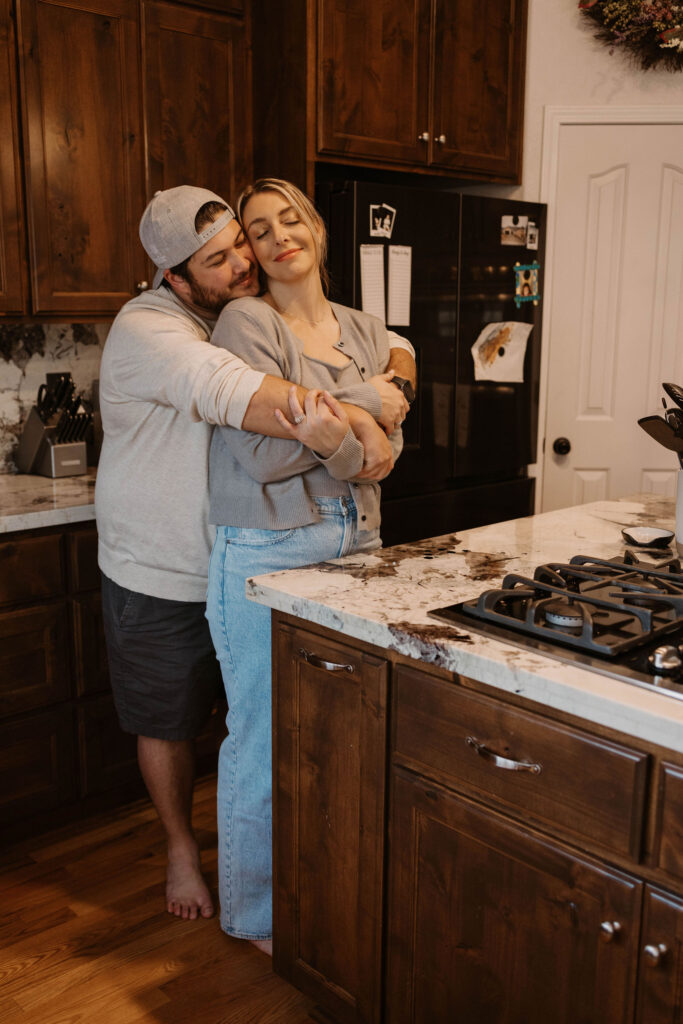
[206,495,380,940]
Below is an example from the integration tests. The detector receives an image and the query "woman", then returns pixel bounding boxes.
[206,178,403,953]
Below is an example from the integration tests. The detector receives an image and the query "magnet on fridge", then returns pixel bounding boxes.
[514,261,541,308]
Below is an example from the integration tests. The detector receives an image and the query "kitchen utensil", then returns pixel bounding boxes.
[663,382,683,411]
[621,526,674,548]
[638,415,683,453]
[666,407,683,438]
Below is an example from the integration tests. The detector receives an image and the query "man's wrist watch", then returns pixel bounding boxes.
[391,375,416,403]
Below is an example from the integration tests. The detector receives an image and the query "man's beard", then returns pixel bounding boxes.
[185,269,233,317]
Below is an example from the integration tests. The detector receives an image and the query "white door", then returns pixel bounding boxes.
[541,121,683,511]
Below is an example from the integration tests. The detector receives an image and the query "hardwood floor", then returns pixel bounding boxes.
[0,776,316,1024]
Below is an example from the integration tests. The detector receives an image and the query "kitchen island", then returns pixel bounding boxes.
[248,494,683,1024]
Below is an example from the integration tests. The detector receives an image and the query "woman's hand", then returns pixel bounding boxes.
[368,370,410,433]
[275,386,350,457]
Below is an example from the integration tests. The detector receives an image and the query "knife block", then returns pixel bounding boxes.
[34,440,87,478]
[15,405,87,477]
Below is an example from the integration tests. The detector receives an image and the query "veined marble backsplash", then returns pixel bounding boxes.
[0,322,110,473]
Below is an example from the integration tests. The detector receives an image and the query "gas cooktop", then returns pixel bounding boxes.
[430,553,683,698]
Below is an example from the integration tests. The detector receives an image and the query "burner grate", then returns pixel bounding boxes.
[465,556,683,657]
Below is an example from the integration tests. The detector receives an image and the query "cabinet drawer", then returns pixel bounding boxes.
[0,705,76,825]
[393,666,648,859]
[0,533,64,605]
[68,528,100,592]
[655,762,683,881]
[0,604,70,715]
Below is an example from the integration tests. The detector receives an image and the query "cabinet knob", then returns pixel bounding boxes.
[600,920,622,942]
[136,280,149,292]
[434,133,447,144]
[418,131,429,142]
[644,943,668,966]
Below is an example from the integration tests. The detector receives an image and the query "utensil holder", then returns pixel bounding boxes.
[677,470,683,555]
[15,405,87,477]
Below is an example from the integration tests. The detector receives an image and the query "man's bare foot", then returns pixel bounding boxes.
[250,939,273,956]
[166,842,214,920]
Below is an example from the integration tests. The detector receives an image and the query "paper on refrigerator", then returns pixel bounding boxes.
[471,322,533,382]
[360,245,386,322]
[387,245,411,326]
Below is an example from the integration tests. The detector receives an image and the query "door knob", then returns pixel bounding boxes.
[435,133,447,144]
[418,131,429,142]
[136,281,149,292]
[553,437,571,456]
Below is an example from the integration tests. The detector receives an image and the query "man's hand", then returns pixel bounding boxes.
[368,370,410,433]
[274,387,350,457]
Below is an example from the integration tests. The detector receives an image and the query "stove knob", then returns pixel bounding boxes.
[649,646,683,674]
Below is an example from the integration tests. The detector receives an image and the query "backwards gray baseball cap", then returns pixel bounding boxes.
[139,186,236,287]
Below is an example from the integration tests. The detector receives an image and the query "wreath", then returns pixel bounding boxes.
[579,1,683,70]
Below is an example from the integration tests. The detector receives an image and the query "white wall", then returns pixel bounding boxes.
[526,0,683,198]
[466,0,683,201]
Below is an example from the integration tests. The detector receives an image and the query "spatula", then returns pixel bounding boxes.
[637,414,683,452]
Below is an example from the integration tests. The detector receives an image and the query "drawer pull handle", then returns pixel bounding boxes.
[644,942,668,966]
[466,736,542,774]
[600,921,622,942]
[298,648,354,673]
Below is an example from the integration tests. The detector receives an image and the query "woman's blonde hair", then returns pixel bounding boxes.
[237,178,329,293]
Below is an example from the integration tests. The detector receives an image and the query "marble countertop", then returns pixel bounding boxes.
[248,493,683,753]
[0,470,97,533]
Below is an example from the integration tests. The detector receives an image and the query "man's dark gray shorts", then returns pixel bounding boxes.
[101,574,222,741]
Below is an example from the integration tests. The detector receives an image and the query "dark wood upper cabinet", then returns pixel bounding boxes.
[253,0,527,191]
[0,0,27,313]
[143,0,251,201]
[317,0,431,166]
[5,0,251,317]
[17,0,148,315]
[430,0,527,177]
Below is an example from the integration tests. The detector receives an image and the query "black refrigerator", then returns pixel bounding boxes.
[317,179,547,547]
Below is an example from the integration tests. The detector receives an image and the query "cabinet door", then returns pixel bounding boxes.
[17,0,147,314]
[430,0,526,180]
[143,1,251,202]
[386,768,641,1024]
[636,887,683,1024]
[318,0,431,166]
[273,620,388,1024]
[0,0,27,313]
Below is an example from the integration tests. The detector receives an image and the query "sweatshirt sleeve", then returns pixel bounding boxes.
[211,303,365,483]
[108,307,265,428]
[387,330,415,358]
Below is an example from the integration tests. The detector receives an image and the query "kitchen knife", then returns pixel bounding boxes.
[663,382,683,411]
[638,414,683,452]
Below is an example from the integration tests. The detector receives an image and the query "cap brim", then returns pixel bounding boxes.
[153,267,164,289]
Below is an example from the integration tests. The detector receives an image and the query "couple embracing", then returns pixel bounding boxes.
[96,178,416,954]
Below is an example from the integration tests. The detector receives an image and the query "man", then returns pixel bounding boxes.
[96,186,416,922]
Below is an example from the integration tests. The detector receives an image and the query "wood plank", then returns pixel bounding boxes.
[0,776,314,1024]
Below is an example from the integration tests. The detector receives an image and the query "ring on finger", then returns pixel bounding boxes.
[293,414,306,425]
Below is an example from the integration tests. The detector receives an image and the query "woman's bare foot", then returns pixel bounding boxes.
[250,938,273,956]
[166,842,214,920]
